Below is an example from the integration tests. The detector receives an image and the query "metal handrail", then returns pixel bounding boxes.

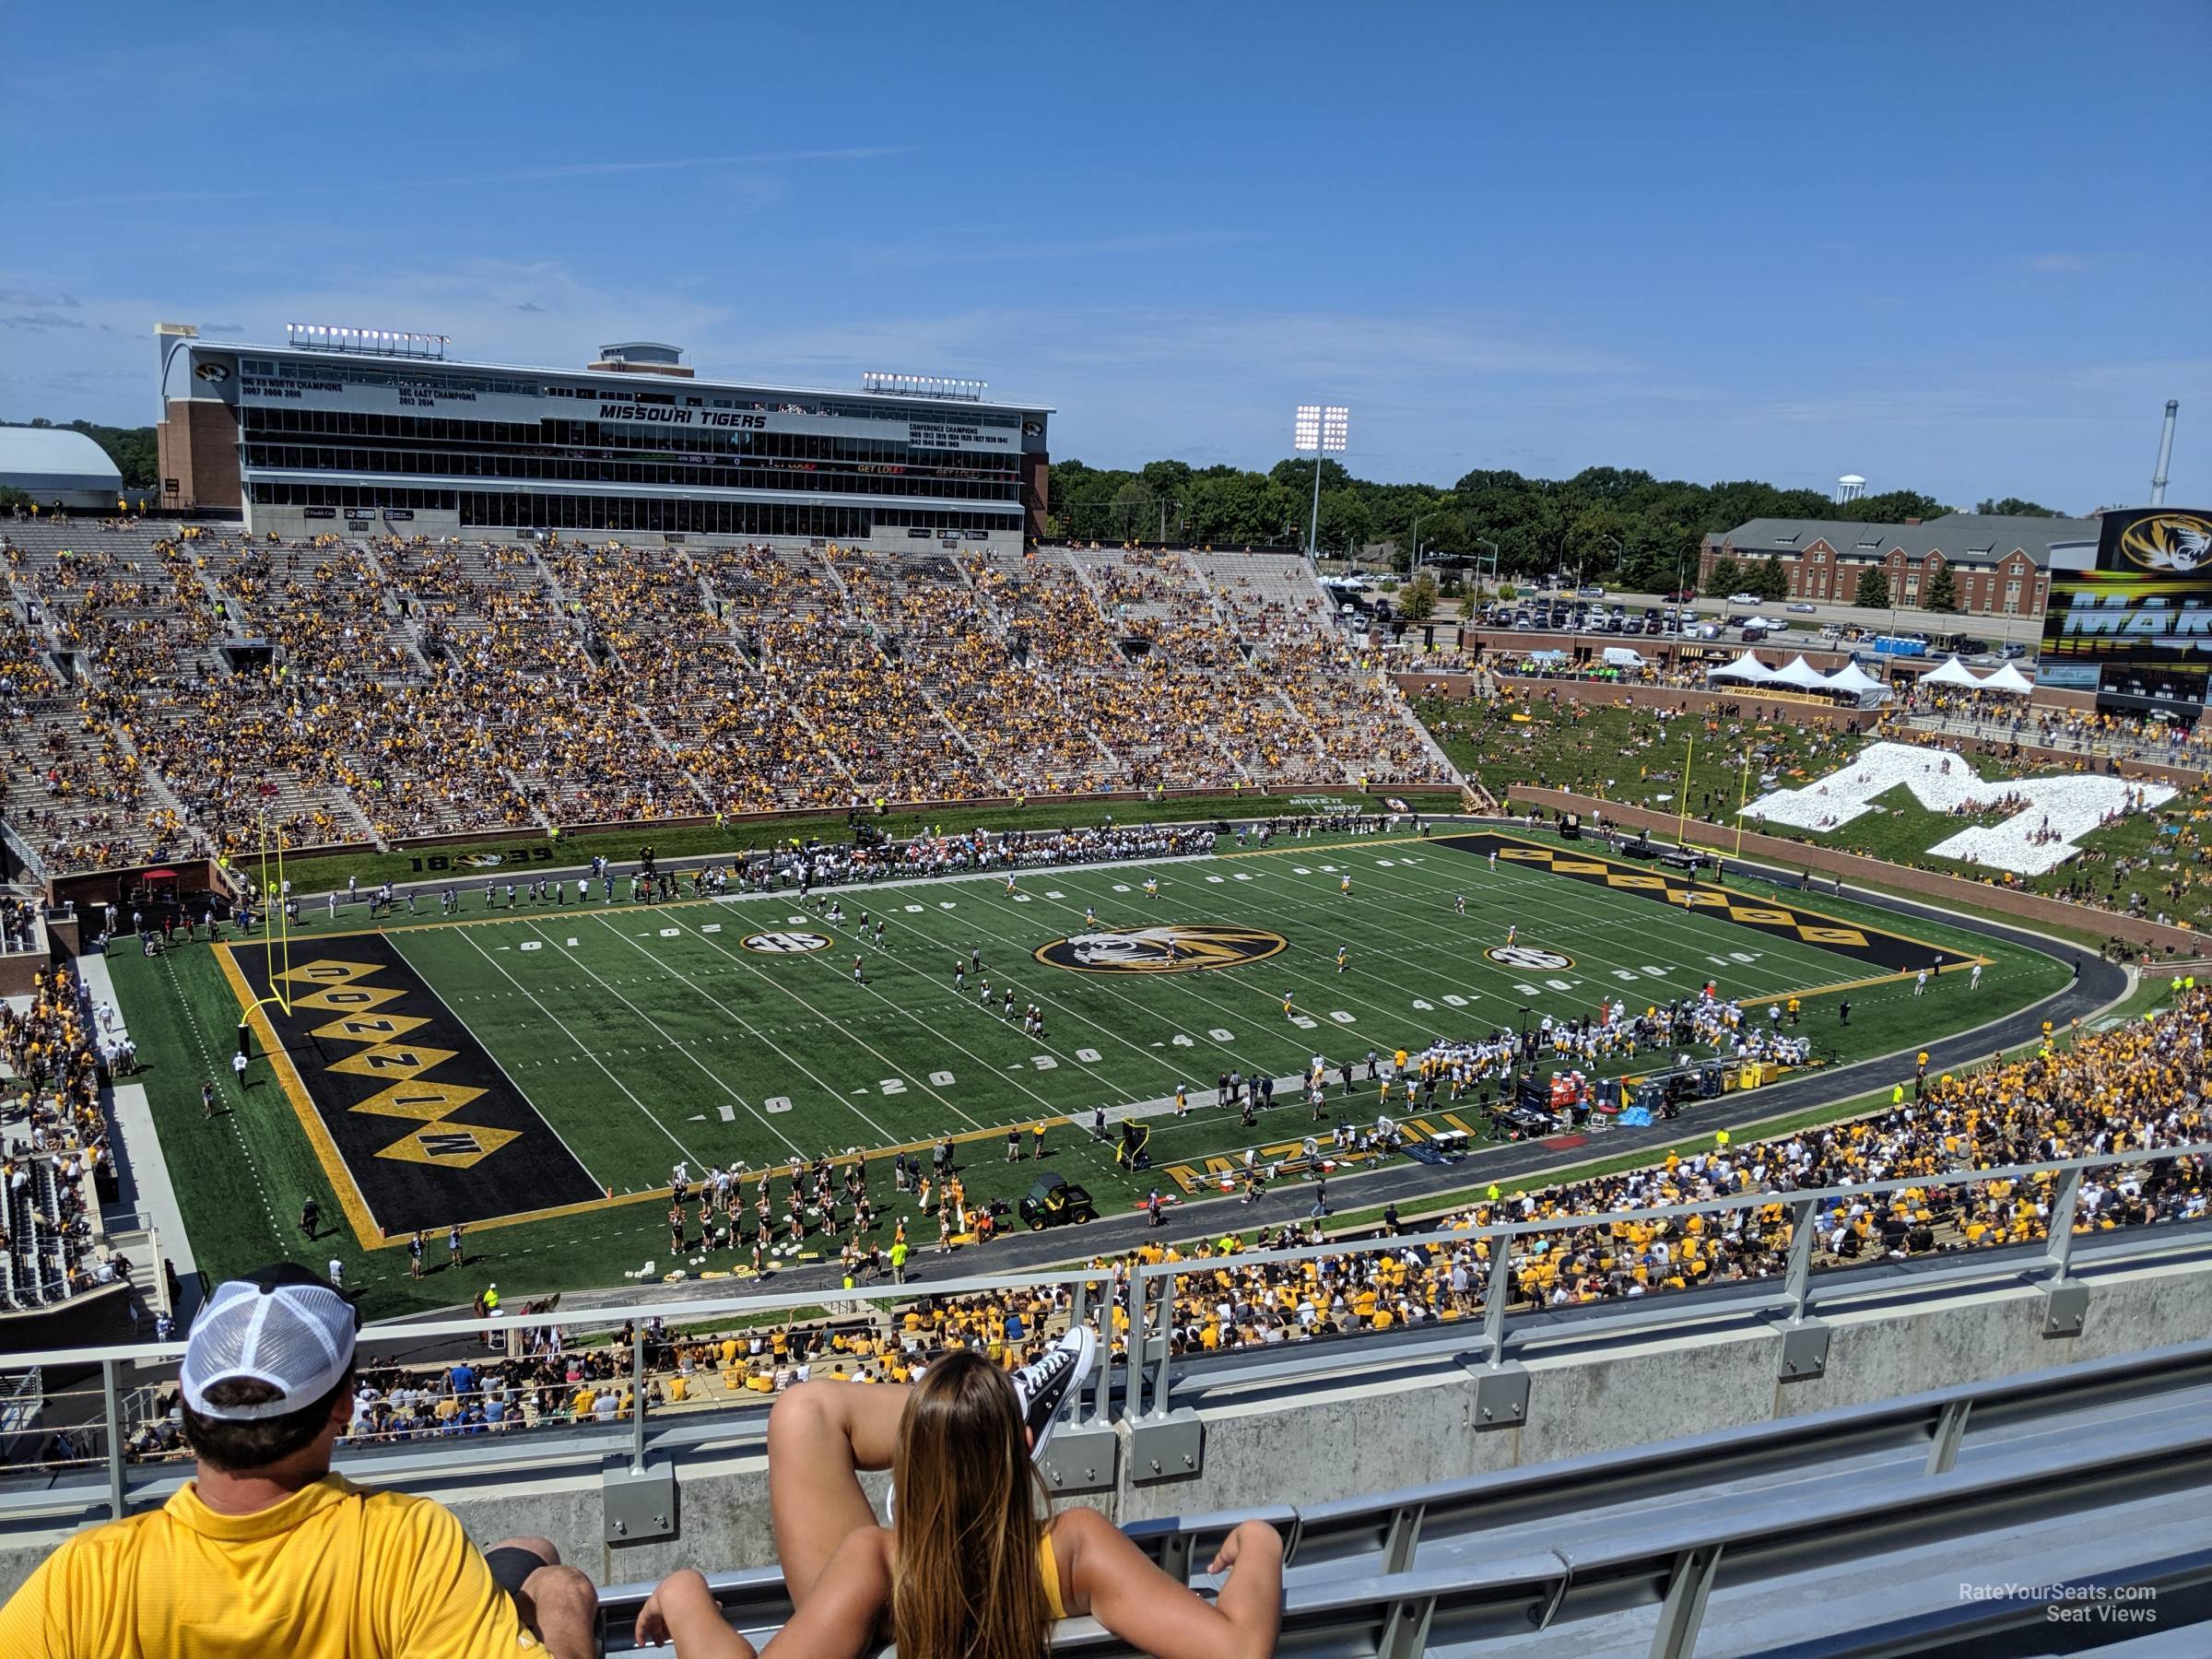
[3,1142,2202,1526]
[583,1400,2212,1654]
[1124,1138,2212,1419]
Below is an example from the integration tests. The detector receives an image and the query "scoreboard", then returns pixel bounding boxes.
[2039,508,2212,710]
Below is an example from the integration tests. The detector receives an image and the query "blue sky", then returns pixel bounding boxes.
[4,1,2206,512]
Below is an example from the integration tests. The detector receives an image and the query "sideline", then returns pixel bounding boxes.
[74,953,202,1322]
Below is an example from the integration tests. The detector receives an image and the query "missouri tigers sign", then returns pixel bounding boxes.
[1035,924,1288,974]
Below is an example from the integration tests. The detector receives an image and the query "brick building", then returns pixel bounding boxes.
[1698,512,2100,619]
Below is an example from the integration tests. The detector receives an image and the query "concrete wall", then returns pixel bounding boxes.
[4,1244,2195,1595]
[1511,785,2200,955]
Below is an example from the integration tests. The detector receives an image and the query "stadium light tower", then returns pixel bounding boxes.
[1293,404,1348,561]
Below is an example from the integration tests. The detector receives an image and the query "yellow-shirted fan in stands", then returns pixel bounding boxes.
[0,1265,598,1659]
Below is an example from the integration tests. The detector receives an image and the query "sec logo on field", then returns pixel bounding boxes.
[741,931,831,954]
[1036,924,1288,974]
[1486,944,1576,971]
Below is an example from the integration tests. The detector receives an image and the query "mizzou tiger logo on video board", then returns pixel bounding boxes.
[1035,924,1288,974]
[2110,510,2212,575]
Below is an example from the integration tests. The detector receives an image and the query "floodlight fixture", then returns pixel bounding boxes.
[1292,402,1350,559]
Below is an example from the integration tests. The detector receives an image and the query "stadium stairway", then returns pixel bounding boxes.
[586,1337,2212,1655]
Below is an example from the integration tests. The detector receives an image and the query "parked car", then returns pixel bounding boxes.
[1740,626,1770,642]
[1786,602,1817,613]
[1727,592,1761,606]
[1576,584,1605,598]
[1818,624,1846,639]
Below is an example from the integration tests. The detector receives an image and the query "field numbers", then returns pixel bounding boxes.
[1075,1047,1101,1063]
[717,1103,736,1123]
[878,1078,906,1096]
[928,1070,955,1087]
[1442,994,1468,1006]
[1546,978,1574,991]
[1291,1015,1317,1029]
[1330,1010,1355,1024]
[660,928,680,937]
[1412,998,1433,1010]
[1730,951,1758,964]
[518,940,542,952]
[765,1095,793,1114]
[904,904,925,913]
[1031,1055,1056,1071]
[1171,1033,1194,1048]
[1513,982,1541,996]
[700,924,722,934]
[1205,875,1224,884]
[1292,866,1312,875]
[1376,859,1396,867]
[1207,1027,1235,1041]
[1112,883,1131,893]
[787,916,808,924]
[939,901,957,911]
[566,937,578,947]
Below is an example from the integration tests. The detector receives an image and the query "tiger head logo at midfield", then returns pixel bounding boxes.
[2116,512,2212,574]
[1035,924,1288,973]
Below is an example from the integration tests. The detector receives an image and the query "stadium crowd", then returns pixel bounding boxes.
[0,523,1450,877]
[0,963,119,1305]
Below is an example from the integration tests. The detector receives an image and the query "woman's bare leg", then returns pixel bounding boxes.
[767,1381,912,1610]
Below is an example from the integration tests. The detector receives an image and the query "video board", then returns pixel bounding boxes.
[2038,508,2212,701]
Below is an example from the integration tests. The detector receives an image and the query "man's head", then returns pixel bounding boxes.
[179,1265,359,1474]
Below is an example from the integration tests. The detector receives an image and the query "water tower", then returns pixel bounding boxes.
[1836,475,1866,504]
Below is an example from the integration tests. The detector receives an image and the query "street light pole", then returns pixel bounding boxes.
[1474,536,1500,594]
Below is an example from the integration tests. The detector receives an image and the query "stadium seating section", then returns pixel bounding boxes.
[0,523,1452,875]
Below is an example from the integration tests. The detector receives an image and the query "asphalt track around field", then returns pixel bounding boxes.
[373,846,2125,1324]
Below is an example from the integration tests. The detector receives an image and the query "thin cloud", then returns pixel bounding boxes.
[0,289,78,308]
[25,147,911,210]
[2022,253,2097,274]
[1,312,88,331]
[860,229,1254,269]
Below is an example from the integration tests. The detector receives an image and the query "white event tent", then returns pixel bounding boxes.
[1920,654,1983,688]
[1708,652,1778,683]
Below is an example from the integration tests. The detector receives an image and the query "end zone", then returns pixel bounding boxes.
[217,936,604,1248]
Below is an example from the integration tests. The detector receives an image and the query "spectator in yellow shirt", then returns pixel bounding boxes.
[0,1265,598,1657]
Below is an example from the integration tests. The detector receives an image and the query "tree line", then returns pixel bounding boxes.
[1048,457,2057,592]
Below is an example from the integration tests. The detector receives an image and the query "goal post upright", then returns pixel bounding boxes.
[254,812,293,1019]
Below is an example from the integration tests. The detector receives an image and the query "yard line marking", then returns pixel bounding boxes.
[451,924,715,1167]
[635,913,1003,1131]
[577,915,910,1143]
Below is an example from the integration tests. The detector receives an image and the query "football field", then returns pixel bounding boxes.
[113,829,2065,1315]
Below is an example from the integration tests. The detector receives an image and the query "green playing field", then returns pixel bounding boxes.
[110,828,2066,1317]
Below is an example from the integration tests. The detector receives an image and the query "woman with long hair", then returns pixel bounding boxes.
[637,1333,1282,1657]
